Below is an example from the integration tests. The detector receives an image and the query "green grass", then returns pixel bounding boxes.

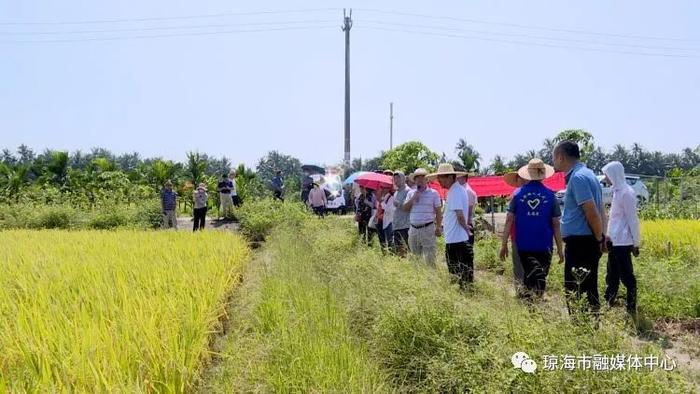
[475,220,700,320]
[205,215,696,392]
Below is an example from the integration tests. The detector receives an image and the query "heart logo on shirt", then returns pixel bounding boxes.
[527,198,541,210]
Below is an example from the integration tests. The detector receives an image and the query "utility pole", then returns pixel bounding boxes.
[389,102,394,150]
[342,9,352,166]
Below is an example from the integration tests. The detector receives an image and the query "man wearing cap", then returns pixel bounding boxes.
[402,168,443,266]
[160,180,178,229]
[432,164,474,286]
[392,171,411,256]
[553,141,606,314]
[499,159,564,299]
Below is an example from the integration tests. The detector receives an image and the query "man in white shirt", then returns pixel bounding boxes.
[602,161,640,314]
[456,171,478,244]
[402,168,443,267]
[432,164,473,287]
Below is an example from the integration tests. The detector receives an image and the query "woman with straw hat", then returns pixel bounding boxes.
[192,183,209,231]
[499,159,564,300]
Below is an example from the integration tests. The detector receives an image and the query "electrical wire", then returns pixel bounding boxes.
[0,19,337,36]
[0,8,339,26]
[355,8,699,43]
[0,25,336,43]
[360,20,700,52]
[358,25,698,58]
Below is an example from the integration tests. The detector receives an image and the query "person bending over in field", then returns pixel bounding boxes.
[602,161,640,316]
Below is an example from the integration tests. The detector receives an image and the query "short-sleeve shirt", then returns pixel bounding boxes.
[161,189,177,211]
[218,179,233,194]
[463,183,478,224]
[444,183,470,244]
[406,187,442,226]
[392,186,411,230]
[508,182,561,252]
[560,163,603,237]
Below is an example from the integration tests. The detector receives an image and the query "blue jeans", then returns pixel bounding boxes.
[380,223,394,251]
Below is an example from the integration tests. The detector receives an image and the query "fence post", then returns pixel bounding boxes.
[490,196,496,234]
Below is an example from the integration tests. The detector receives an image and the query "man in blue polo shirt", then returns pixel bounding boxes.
[499,159,564,300]
[553,141,606,314]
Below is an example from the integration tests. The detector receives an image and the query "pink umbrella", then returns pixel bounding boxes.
[354,172,393,190]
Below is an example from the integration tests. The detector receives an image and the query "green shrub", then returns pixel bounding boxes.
[236,199,310,241]
[28,205,76,229]
[88,209,130,229]
[133,200,163,229]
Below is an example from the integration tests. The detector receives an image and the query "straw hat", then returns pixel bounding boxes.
[427,163,467,180]
[197,182,207,191]
[517,158,555,181]
[412,168,430,178]
[503,172,522,187]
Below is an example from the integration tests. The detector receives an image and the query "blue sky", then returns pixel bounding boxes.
[1,0,699,168]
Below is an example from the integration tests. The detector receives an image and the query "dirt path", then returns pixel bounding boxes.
[175,217,240,232]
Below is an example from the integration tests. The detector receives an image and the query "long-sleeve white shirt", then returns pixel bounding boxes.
[603,162,641,247]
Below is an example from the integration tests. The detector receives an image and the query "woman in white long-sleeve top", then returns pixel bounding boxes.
[602,161,641,315]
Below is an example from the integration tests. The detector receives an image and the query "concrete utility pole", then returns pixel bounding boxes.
[389,102,394,150]
[342,9,352,166]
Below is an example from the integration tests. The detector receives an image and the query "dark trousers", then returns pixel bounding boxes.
[312,206,325,217]
[393,228,410,255]
[232,195,242,207]
[358,221,375,245]
[193,207,207,231]
[273,191,284,201]
[605,245,637,313]
[445,241,474,287]
[518,251,552,298]
[564,235,602,313]
[377,220,385,246]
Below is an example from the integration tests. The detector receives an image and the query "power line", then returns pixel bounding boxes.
[359,25,699,58]
[0,8,339,26]
[0,19,337,36]
[356,8,700,43]
[0,25,336,43]
[360,20,700,53]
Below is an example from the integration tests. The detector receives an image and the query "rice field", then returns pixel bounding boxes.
[0,230,249,392]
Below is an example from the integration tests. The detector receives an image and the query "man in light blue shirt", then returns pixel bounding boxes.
[553,141,606,315]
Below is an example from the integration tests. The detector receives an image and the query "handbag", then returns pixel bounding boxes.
[368,213,377,229]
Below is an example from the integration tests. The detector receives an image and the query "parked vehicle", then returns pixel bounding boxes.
[309,173,347,214]
[555,175,649,206]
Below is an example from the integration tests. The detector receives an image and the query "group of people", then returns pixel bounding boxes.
[160,170,241,231]
[355,140,641,316]
[354,164,478,289]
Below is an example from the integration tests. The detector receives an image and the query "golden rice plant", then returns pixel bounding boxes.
[0,230,249,392]
[640,220,700,262]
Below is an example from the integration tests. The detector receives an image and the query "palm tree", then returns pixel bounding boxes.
[0,164,29,202]
[455,139,481,172]
[186,151,207,186]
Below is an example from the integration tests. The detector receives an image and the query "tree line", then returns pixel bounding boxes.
[348,129,700,178]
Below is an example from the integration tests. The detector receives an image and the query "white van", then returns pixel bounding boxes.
[310,174,347,214]
[555,175,649,206]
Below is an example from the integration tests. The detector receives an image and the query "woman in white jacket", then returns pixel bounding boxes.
[380,186,396,253]
[602,161,640,314]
